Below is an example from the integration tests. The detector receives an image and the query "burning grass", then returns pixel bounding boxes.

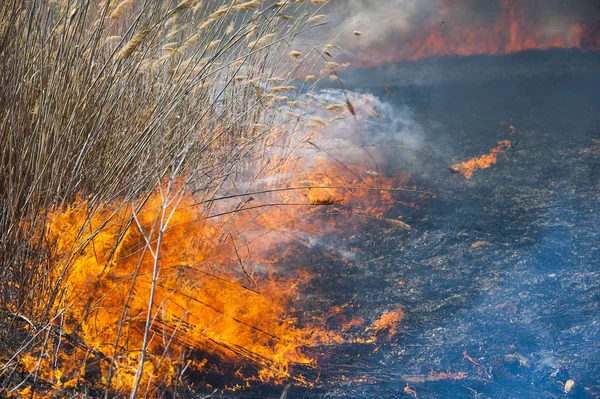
[370,308,404,339]
[0,0,356,396]
[449,140,512,179]
[14,192,324,396]
[6,169,414,396]
[0,0,424,396]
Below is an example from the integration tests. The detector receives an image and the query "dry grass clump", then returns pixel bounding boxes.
[308,14,327,23]
[248,33,275,48]
[384,218,412,230]
[0,0,333,396]
[271,85,297,93]
[233,0,261,12]
[116,28,152,59]
[110,0,136,19]
[325,103,347,112]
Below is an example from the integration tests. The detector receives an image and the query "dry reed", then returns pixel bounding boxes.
[0,0,334,396]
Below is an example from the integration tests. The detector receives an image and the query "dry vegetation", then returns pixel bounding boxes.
[0,0,339,397]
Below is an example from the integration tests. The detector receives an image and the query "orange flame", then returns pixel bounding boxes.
[16,158,418,396]
[449,140,512,179]
[15,94,426,396]
[19,193,333,396]
[370,307,404,339]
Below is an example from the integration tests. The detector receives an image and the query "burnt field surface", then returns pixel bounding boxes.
[247,54,600,399]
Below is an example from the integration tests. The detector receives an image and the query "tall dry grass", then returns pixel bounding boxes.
[0,0,334,396]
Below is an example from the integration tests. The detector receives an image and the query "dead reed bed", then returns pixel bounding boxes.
[0,0,339,396]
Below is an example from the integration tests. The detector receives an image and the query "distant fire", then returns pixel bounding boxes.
[450,140,512,179]
[351,0,600,67]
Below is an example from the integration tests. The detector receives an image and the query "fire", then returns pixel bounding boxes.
[449,140,512,179]
[18,192,330,397]
[352,0,600,67]
[14,159,418,396]
[11,90,428,397]
[370,307,405,339]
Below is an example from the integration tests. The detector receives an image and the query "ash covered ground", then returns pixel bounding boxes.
[248,52,600,399]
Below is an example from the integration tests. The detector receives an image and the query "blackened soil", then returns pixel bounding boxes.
[281,60,598,399]
[221,53,600,399]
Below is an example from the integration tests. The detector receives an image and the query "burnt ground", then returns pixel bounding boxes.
[248,54,600,399]
[211,52,600,399]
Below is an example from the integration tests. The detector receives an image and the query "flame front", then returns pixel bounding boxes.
[21,193,325,395]
[12,89,425,396]
[17,158,414,396]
